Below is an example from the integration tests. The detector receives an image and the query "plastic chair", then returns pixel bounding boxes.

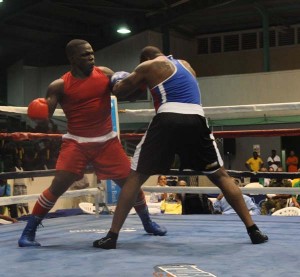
[79,202,95,215]
[79,202,136,215]
[244,182,263,188]
[272,207,300,216]
[244,182,265,206]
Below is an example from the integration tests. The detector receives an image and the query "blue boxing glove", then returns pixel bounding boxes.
[110,71,130,89]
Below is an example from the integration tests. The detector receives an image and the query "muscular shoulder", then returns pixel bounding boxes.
[49,79,64,93]
[47,78,64,101]
[179,59,197,77]
[97,66,114,77]
[136,57,174,75]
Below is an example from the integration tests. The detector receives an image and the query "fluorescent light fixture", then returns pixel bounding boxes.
[117,26,131,34]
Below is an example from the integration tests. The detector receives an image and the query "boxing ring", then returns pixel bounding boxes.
[1,102,300,276]
[1,168,300,277]
[1,213,299,277]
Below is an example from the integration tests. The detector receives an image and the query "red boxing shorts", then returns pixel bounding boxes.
[56,137,130,180]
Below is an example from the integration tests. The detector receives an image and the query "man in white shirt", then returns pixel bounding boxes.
[267,149,281,171]
[213,193,261,215]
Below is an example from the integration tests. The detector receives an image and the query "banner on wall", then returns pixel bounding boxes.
[105,179,121,204]
[253,144,261,155]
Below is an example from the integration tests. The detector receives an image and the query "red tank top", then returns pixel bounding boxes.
[60,67,112,137]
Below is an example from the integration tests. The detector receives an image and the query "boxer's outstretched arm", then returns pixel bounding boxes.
[112,64,147,98]
[45,79,64,117]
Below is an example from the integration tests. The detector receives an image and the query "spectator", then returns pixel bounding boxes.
[149,175,168,203]
[286,150,299,172]
[260,178,292,215]
[258,167,270,187]
[213,193,261,215]
[245,151,264,172]
[175,180,187,210]
[160,193,182,215]
[267,149,281,171]
[291,169,300,208]
[245,151,264,182]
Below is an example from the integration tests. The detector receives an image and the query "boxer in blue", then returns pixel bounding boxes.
[93,46,268,249]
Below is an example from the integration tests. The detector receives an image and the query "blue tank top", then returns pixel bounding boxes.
[150,56,203,115]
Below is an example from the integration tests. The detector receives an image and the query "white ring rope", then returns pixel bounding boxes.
[2,101,300,119]
[0,188,99,206]
[1,186,299,206]
[142,186,300,194]
[119,102,300,119]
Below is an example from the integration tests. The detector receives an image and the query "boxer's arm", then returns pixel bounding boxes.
[45,79,64,117]
[28,79,64,121]
[112,65,146,98]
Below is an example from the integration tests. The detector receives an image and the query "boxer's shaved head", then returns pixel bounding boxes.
[140,46,163,62]
[66,39,89,59]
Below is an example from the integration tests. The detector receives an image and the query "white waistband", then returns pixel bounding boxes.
[62,131,117,143]
[157,102,205,116]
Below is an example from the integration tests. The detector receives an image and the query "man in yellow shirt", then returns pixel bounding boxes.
[245,151,264,172]
[245,152,264,182]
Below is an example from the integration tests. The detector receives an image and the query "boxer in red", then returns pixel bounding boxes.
[18,39,166,247]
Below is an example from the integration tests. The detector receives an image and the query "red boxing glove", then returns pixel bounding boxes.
[27,98,49,120]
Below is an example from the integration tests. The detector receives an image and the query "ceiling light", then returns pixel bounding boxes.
[117,26,131,34]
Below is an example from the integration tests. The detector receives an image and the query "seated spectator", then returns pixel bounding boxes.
[291,170,300,208]
[213,193,261,215]
[160,193,182,215]
[258,167,270,187]
[176,180,187,199]
[149,175,168,203]
[260,177,292,215]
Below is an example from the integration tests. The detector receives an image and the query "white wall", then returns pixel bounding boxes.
[95,31,162,72]
[199,69,300,107]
